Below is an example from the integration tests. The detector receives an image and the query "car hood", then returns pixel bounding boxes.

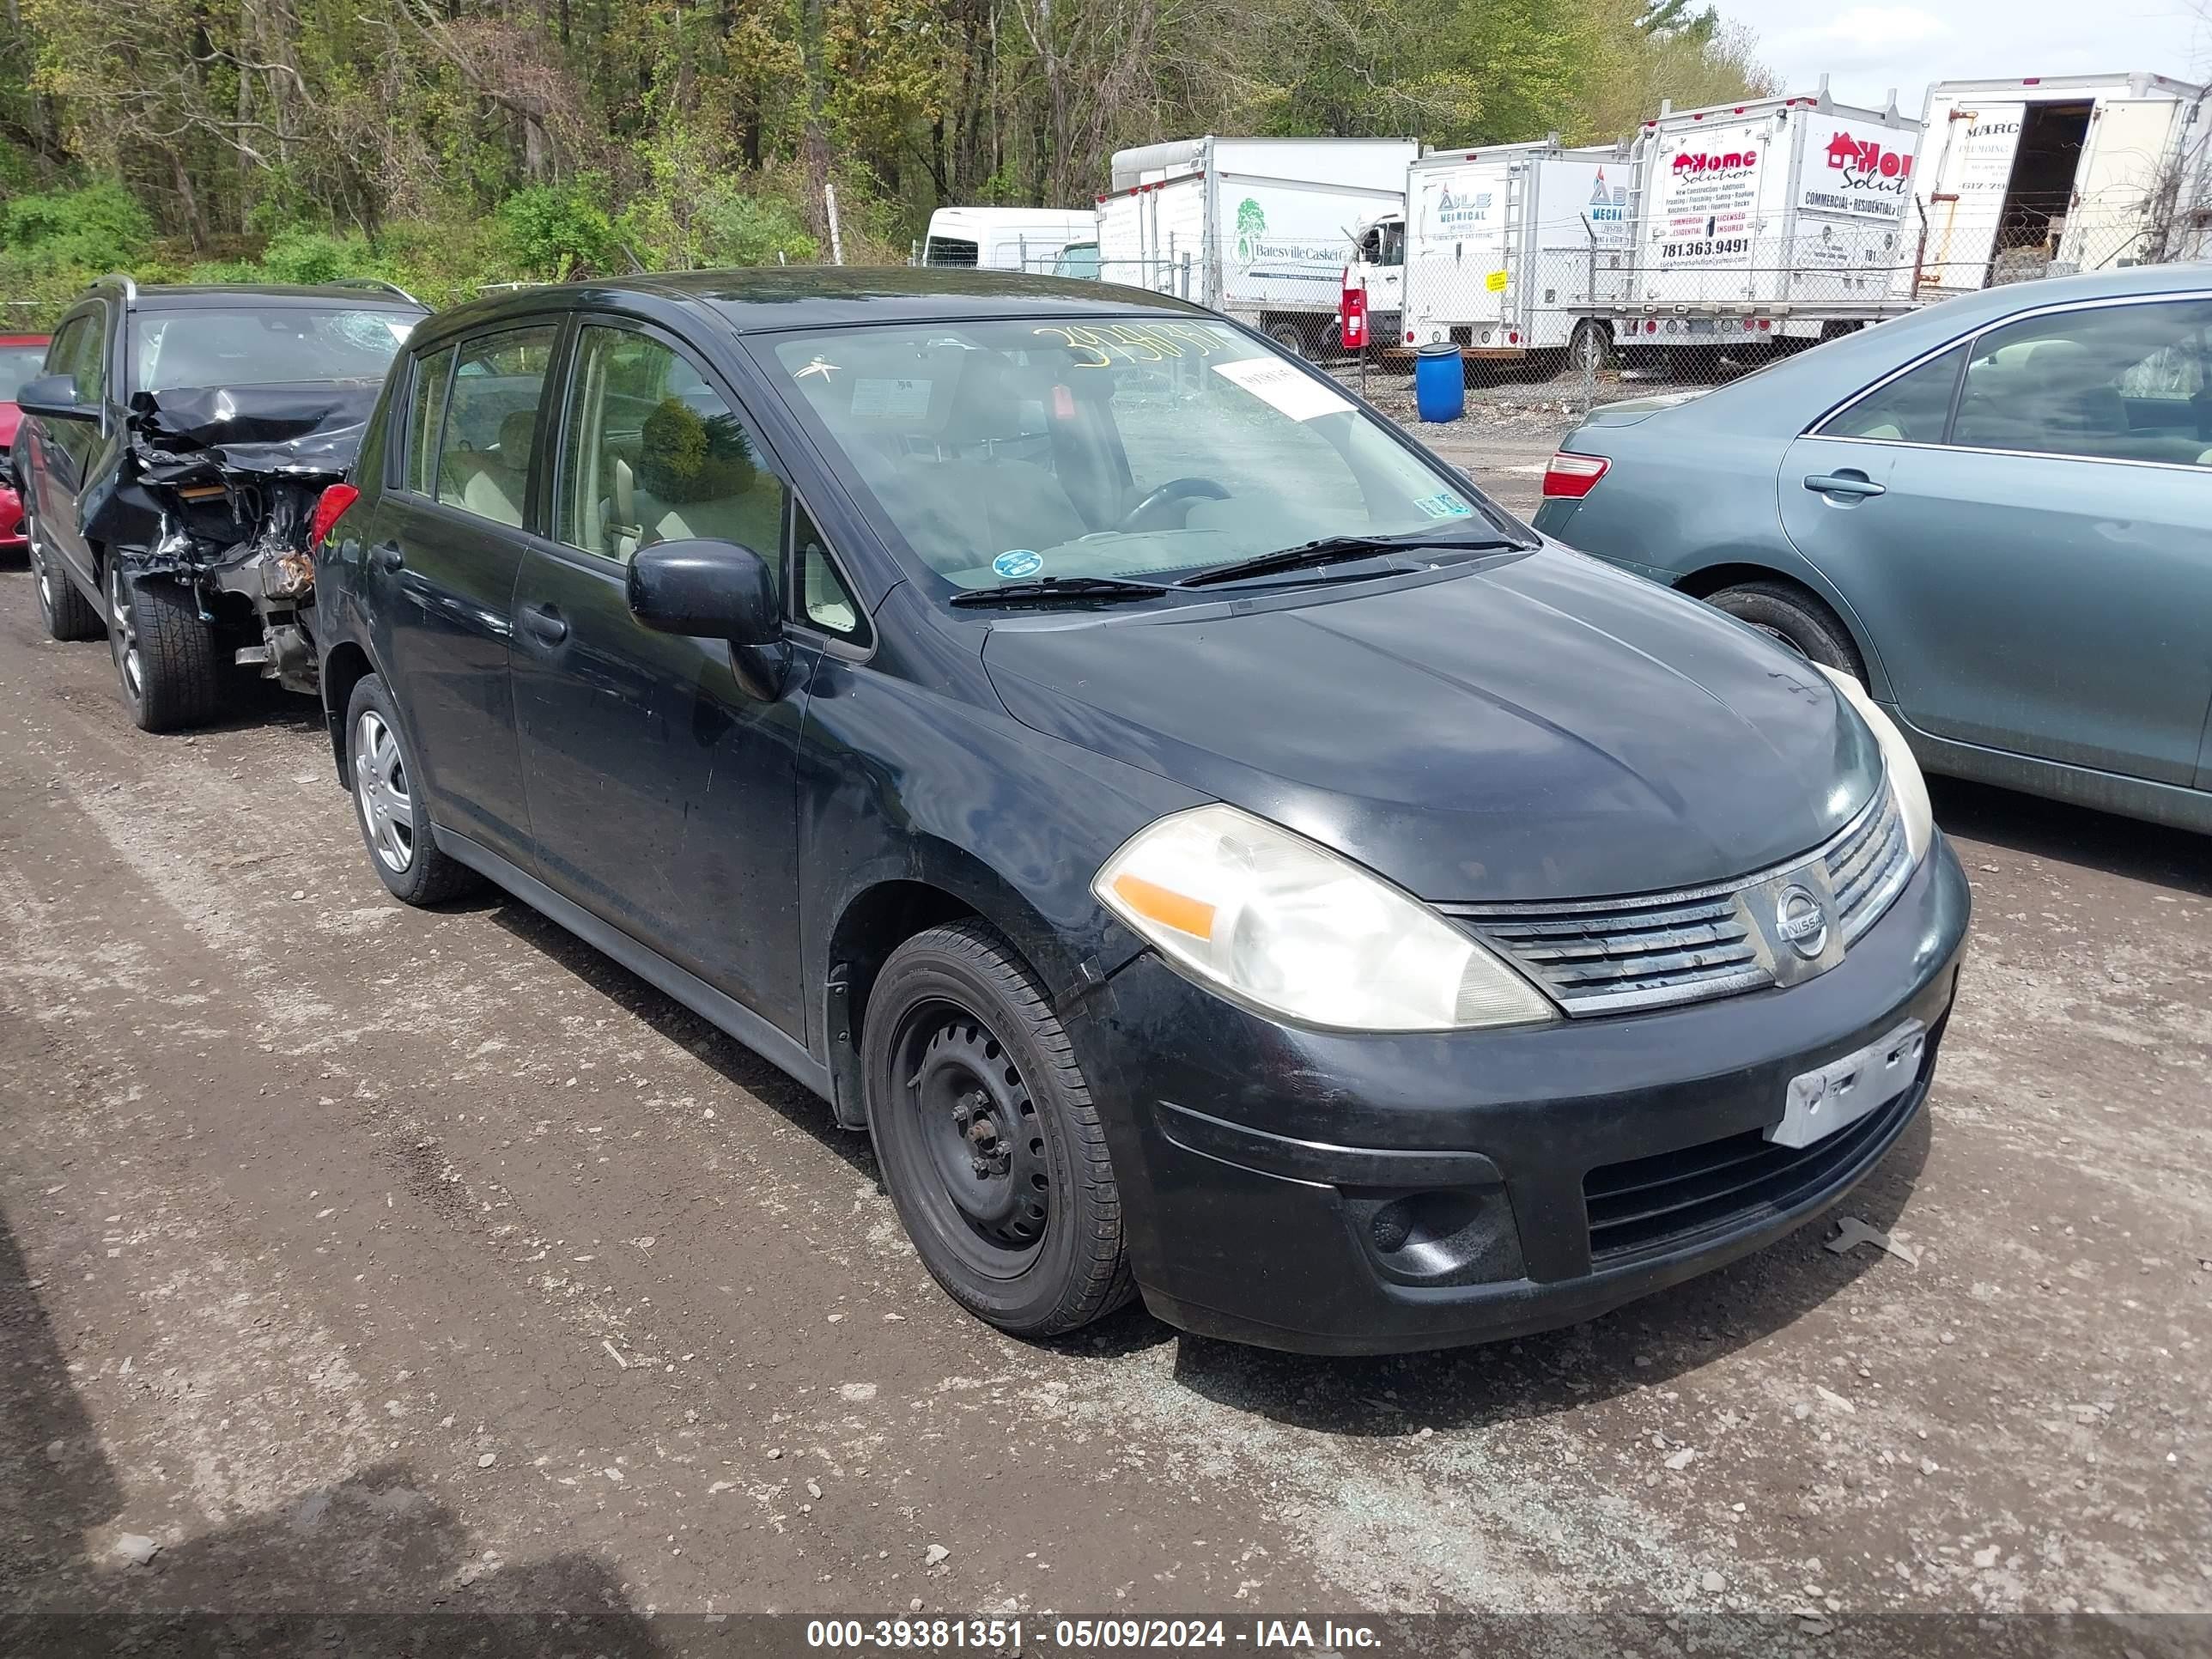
[981,548,1881,902]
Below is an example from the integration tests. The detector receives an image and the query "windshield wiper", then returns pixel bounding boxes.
[948,574,1170,608]
[1173,530,1524,590]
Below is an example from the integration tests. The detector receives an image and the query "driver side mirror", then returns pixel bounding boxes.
[627,538,782,647]
[16,374,96,422]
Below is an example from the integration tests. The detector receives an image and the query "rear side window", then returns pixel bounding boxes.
[404,346,455,496]
[1823,343,1966,445]
[555,324,785,575]
[433,325,559,529]
[1951,299,2212,467]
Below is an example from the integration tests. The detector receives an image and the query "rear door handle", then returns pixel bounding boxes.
[1804,472,1886,499]
[370,540,405,573]
[521,603,568,645]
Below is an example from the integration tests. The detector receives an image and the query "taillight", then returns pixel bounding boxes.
[1541,452,1610,500]
[308,483,361,552]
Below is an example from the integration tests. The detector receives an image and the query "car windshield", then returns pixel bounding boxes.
[770,317,1510,591]
[0,341,49,401]
[134,307,416,394]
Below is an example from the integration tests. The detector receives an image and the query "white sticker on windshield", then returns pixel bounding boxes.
[384,319,416,343]
[851,376,934,421]
[1211,357,1354,422]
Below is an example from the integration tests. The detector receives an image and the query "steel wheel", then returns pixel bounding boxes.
[895,1002,1049,1275]
[106,562,141,703]
[353,708,416,873]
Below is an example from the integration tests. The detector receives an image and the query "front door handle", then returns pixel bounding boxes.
[1804,471,1886,499]
[521,603,568,645]
[370,540,405,573]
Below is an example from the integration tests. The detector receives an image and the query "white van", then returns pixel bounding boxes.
[920,208,1097,272]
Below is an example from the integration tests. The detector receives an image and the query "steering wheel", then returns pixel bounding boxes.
[1115,477,1231,534]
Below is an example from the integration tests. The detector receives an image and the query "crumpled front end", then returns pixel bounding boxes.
[84,381,379,695]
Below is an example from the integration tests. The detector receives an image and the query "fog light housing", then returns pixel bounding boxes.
[1349,1186,1525,1286]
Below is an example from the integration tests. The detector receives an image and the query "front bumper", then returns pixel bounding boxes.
[1066,834,1970,1355]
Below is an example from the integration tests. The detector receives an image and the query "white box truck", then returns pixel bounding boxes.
[1096,136,1419,355]
[919,207,1097,271]
[1911,73,2211,297]
[1594,88,1923,362]
[1394,139,1635,368]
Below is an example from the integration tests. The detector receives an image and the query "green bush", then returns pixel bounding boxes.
[497,179,619,281]
[695,186,818,267]
[0,181,155,273]
[258,227,373,286]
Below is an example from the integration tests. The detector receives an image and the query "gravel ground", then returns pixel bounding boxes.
[3,526,2209,1640]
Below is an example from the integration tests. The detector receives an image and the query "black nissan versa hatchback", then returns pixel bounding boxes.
[312,270,1969,1355]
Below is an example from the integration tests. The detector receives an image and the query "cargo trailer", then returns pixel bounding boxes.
[1912,73,2211,296]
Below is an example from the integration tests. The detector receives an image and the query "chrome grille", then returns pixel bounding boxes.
[1449,890,1768,1017]
[1827,787,1911,944]
[1447,783,1912,1018]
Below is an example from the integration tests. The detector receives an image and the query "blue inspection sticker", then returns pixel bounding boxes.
[1414,492,1475,520]
[992,550,1044,579]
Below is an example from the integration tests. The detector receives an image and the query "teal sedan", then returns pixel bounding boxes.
[1533,264,2212,836]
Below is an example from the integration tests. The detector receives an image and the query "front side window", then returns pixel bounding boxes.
[133,307,413,395]
[769,316,1505,592]
[434,325,558,529]
[1951,299,2212,466]
[555,325,786,576]
[54,312,105,406]
[1823,343,1966,444]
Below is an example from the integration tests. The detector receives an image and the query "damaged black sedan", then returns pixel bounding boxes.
[16,274,426,730]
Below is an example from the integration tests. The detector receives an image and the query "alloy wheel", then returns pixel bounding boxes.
[353,708,416,872]
[106,563,141,703]
[896,1005,1050,1274]
[30,539,57,627]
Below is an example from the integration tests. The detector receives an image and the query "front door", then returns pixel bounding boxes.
[510,318,811,1035]
[368,323,560,866]
[29,306,108,585]
[1780,295,2212,786]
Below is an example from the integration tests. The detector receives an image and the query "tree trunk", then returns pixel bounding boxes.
[170,149,213,252]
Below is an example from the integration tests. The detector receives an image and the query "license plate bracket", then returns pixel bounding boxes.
[1769,1019,1926,1150]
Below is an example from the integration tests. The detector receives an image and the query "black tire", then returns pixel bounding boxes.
[30,534,101,641]
[343,672,482,905]
[1567,319,1615,373]
[1265,320,1307,359]
[1705,580,1866,682]
[864,921,1133,1338]
[110,563,222,732]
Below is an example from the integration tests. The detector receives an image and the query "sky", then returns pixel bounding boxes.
[1723,1,2212,116]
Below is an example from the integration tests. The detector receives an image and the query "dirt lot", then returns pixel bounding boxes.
[3,518,2209,1640]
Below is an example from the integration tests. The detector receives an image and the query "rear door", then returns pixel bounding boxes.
[1779,293,2212,784]
[2057,100,2180,271]
[509,315,816,1035]
[366,321,560,866]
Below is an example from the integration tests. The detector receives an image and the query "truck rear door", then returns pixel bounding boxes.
[2057,100,2180,271]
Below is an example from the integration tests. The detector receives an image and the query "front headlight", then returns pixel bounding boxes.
[1816,665,1933,865]
[1093,804,1556,1032]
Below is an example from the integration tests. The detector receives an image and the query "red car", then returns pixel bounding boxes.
[1,331,54,554]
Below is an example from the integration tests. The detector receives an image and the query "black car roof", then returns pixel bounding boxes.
[119,283,428,313]
[410,267,1210,347]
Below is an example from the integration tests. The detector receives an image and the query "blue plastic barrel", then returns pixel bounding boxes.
[1413,343,1465,422]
